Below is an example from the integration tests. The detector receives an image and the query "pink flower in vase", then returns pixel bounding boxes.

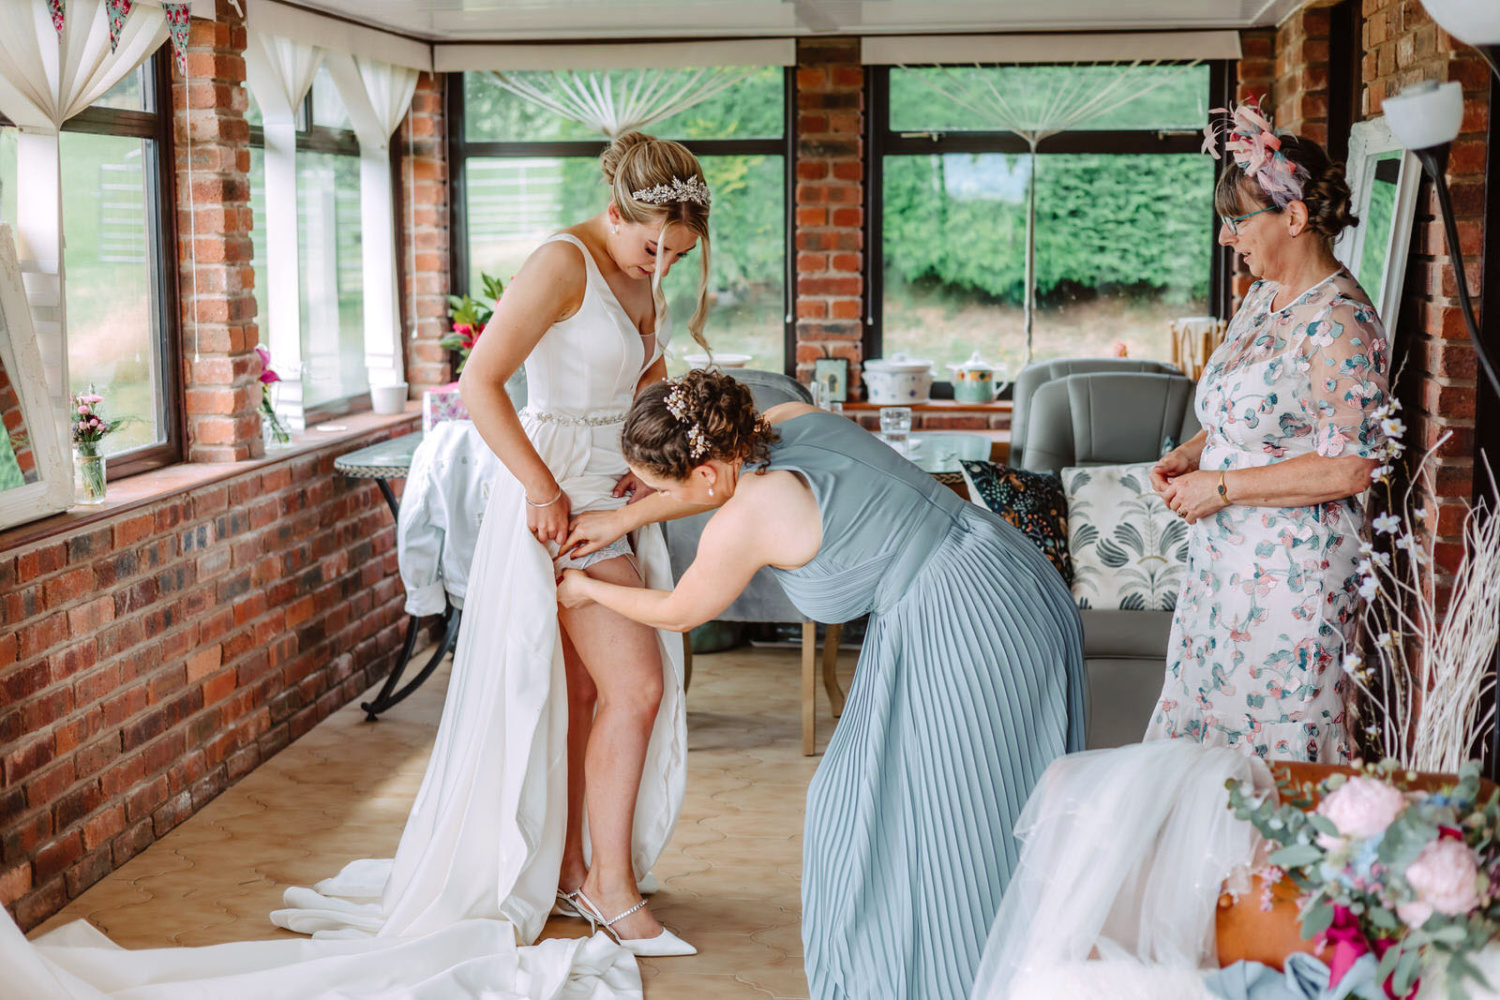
[79,394,103,405]
[255,345,281,384]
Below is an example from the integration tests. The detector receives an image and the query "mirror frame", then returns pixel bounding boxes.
[1334,116,1422,327]
[0,223,73,530]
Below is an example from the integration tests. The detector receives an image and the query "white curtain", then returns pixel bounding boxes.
[323,51,420,390]
[904,62,1201,363]
[243,30,323,428]
[487,66,753,139]
[0,0,166,421]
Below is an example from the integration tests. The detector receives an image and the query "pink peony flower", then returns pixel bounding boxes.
[78,405,89,415]
[80,394,103,404]
[1315,776,1406,848]
[1403,838,1482,920]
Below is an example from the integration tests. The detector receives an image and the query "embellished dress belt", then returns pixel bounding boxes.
[523,408,627,427]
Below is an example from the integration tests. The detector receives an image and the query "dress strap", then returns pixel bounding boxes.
[540,232,602,287]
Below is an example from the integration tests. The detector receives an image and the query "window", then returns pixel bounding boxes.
[453,67,792,374]
[248,66,366,414]
[0,56,181,475]
[871,64,1224,388]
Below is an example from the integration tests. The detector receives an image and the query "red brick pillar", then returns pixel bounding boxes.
[401,73,453,394]
[1273,8,1332,145]
[1233,29,1278,305]
[175,0,259,462]
[794,39,865,392]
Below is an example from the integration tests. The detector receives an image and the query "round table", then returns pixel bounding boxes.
[897,430,992,486]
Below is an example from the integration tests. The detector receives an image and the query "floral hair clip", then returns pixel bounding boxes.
[631,175,712,208]
[664,380,710,460]
[1201,98,1308,208]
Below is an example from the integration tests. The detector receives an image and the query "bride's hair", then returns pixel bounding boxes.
[601,131,713,354]
[623,370,777,479]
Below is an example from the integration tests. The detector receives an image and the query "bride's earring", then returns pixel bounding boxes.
[611,223,619,235]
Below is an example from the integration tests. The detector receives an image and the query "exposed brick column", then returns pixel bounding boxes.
[1231,29,1279,305]
[793,39,865,391]
[1363,2,1487,594]
[174,1,260,462]
[1273,6,1332,145]
[401,73,453,394]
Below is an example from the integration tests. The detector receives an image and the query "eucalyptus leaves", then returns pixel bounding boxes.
[1228,761,1500,999]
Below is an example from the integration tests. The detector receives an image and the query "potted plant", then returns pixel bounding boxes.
[256,344,292,449]
[70,387,122,505]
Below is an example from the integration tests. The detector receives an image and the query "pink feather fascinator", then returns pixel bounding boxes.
[1202,97,1308,208]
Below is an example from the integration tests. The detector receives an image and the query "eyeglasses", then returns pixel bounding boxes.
[1219,206,1275,236]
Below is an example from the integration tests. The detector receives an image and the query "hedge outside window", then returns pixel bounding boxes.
[454,68,790,374]
[873,64,1219,383]
[0,57,180,475]
[247,67,366,414]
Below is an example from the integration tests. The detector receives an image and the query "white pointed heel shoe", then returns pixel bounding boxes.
[552,888,585,920]
[574,888,697,957]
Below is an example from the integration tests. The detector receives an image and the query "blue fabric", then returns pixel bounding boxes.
[1205,955,1385,1000]
[763,413,1087,1000]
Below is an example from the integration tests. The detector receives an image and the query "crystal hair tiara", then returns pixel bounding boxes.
[631,175,712,208]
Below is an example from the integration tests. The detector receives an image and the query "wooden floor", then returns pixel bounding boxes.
[34,641,858,999]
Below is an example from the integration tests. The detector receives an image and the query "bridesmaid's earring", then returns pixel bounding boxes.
[611,224,619,235]
[709,487,715,497]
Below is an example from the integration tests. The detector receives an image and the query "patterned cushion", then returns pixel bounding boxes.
[959,461,1071,584]
[1061,462,1189,611]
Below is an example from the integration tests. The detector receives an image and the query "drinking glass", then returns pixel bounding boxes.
[879,407,913,455]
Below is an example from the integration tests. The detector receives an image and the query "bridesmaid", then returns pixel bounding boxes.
[557,371,1086,1000]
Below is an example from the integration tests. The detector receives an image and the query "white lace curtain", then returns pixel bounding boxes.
[486,66,754,139]
[904,61,1202,362]
[0,0,167,420]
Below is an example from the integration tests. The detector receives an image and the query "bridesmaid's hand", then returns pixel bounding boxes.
[1159,470,1225,525]
[556,569,594,608]
[1150,447,1199,495]
[526,487,572,546]
[613,470,656,505]
[562,509,628,559]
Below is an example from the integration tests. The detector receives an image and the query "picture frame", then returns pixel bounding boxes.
[813,357,849,402]
[1334,117,1422,327]
[0,223,73,530]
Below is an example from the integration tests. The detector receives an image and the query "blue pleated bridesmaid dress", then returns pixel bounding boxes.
[764,412,1086,1000]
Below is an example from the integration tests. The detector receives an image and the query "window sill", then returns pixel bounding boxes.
[0,406,421,552]
[840,400,1013,413]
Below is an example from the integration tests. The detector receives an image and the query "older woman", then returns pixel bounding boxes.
[1147,103,1389,763]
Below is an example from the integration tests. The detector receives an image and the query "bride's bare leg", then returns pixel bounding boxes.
[558,555,668,941]
[559,628,595,894]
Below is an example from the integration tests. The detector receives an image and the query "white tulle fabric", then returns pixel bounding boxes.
[0,232,681,999]
[970,740,1275,1000]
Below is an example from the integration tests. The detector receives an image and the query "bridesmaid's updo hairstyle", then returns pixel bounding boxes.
[601,131,713,354]
[623,370,777,480]
[1214,133,1359,245]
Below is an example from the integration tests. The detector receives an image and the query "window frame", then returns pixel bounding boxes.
[0,48,185,478]
[247,78,369,424]
[865,62,1231,398]
[446,68,799,377]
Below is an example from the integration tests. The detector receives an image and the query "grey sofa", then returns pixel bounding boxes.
[1009,361,1200,748]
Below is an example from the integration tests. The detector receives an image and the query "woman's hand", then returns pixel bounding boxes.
[1150,446,1200,495]
[1159,470,1226,525]
[561,509,629,559]
[526,486,572,547]
[613,471,655,505]
[556,568,594,609]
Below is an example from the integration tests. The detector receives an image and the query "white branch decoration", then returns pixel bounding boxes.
[485,66,755,140]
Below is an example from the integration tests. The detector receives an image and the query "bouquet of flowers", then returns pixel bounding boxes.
[71,388,122,502]
[1229,762,1500,999]
[442,272,503,376]
[256,345,291,448]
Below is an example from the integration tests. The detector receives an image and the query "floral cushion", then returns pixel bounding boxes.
[1061,462,1188,611]
[959,461,1071,584]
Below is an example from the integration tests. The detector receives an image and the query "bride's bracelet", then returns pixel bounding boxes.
[525,486,564,509]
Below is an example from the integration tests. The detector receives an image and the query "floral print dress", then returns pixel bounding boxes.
[1145,269,1389,762]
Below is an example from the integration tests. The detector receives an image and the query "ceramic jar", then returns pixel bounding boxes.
[863,353,935,404]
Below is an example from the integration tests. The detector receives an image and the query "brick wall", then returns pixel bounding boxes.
[1274,6,1332,146]
[0,427,413,930]
[793,39,866,394]
[401,72,454,394]
[176,1,260,462]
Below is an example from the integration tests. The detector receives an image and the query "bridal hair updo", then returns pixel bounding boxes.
[601,131,713,353]
[623,370,777,480]
[1214,134,1359,245]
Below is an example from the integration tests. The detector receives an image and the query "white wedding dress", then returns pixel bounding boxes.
[0,233,685,999]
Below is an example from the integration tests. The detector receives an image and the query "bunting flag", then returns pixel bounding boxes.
[48,0,65,36]
[164,3,191,75]
[105,0,132,53]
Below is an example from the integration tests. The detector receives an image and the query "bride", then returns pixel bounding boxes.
[0,131,710,998]
[270,131,711,955]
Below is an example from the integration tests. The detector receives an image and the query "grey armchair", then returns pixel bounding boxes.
[662,369,842,755]
[1011,358,1183,469]
[1019,371,1202,475]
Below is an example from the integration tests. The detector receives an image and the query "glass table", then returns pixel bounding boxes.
[891,430,992,486]
[335,432,461,720]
